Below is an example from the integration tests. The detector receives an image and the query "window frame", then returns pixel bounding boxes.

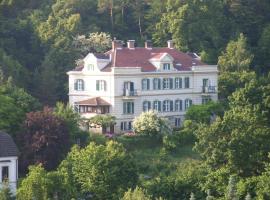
[185,99,192,110]
[175,99,183,111]
[163,63,171,70]
[74,79,85,91]
[175,77,182,89]
[123,102,134,114]
[142,78,150,90]
[153,78,161,90]
[153,100,162,112]
[143,101,151,112]
[96,80,107,91]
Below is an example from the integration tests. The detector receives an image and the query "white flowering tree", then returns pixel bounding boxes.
[133,110,171,136]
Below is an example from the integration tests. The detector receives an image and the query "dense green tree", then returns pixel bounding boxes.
[218,34,253,72]
[185,101,224,124]
[195,105,270,177]
[218,71,256,100]
[53,102,86,143]
[59,141,138,199]
[17,165,50,200]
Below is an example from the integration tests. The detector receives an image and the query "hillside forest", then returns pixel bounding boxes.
[1,0,270,199]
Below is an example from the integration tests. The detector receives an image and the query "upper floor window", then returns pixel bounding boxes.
[74,79,85,91]
[153,78,161,90]
[185,99,192,110]
[123,101,134,114]
[87,64,94,71]
[163,63,171,70]
[143,101,151,112]
[175,99,183,111]
[163,78,173,90]
[163,100,173,112]
[175,78,182,89]
[142,78,150,90]
[153,100,161,112]
[184,77,190,88]
[96,80,107,91]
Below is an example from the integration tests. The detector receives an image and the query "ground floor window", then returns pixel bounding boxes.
[120,121,133,131]
[175,118,181,127]
[1,166,9,182]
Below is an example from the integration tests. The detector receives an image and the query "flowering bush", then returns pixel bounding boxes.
[123,131,136,137]
[133,110,171,136]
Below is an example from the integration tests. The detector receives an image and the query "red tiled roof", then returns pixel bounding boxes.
[105,47,205,72]
[72,47,205,72]
[75,97,111,106]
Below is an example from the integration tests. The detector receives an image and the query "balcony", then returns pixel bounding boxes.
[123,89,138,97]
[202,86,216,94]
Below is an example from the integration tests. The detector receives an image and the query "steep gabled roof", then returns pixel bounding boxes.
[105,47,205,72]
[71,47,205,72]
[0,131,19,157]
[75,97,111,106]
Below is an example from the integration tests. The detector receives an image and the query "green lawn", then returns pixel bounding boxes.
[89,133,200,179]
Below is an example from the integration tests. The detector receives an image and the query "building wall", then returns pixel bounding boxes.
[0,156,18,195]
[68,63,218,133]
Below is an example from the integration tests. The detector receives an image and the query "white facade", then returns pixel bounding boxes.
[0,156,18,195]
[67,41,218,132]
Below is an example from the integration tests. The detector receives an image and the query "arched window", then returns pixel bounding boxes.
[153,78,161,90]
[163,100,173,112]
[143,101,151,112]
[175,78,182,89]
[153,100,161,112]
[175,99,183,111]
[185,99,192,110]
[142,79,150,90]
[74,79,84,91]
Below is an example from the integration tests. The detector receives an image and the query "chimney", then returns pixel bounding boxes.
[127,40,135,49]
[167,40,174,49]
[112,39,122,50]
[145,40,152,49]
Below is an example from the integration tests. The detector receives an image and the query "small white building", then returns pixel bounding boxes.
[0,131,19,195]
[67,40,218,133]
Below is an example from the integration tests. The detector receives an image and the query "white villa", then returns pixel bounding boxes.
[67,40,218,133]
[0,131,19,195]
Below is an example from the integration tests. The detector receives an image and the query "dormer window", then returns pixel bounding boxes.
[87,64,94,71]
[74,79,85,91]
[163,63,171,70]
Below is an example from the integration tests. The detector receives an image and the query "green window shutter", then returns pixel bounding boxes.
[170,78,173,89]
[96,80,99,91]
[74,81,78,90]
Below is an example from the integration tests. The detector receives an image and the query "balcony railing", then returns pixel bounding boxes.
[202,86,216,94]
[123,89,138,96]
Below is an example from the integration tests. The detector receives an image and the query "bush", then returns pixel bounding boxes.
[133,111,171,136]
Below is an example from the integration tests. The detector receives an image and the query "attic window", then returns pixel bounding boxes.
[163,63,171,70]
[176,63,182,66]
[87,64,94,71]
